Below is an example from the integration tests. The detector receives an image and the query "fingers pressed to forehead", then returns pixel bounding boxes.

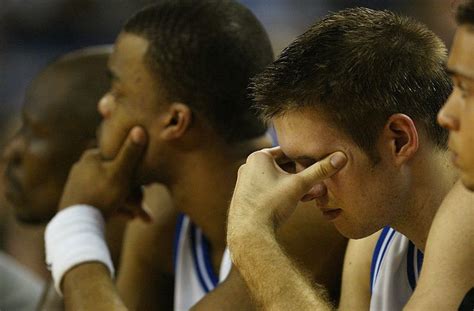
[113,126,148,175]
[296,151,347,187]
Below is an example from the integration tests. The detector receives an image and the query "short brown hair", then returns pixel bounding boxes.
[252,8,452,160]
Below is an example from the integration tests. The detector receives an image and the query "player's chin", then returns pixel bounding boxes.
[134,166,154,187]
[334,220,380,240]
[460,173,474,192]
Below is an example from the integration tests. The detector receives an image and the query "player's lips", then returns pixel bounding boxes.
[320,208,342,221]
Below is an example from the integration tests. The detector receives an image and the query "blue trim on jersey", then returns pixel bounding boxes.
[417,248,424,272]
[201,234,219,286]
[371,227,391,291]
[371,227,396,292]
[407,241,416,290]
[190,223,211,292]
[173,213,186,273]
[407,241,425,291]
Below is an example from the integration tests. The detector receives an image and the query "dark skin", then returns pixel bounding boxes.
[1,49,127,310]
[57,33,347,310]
[2,52,107,224]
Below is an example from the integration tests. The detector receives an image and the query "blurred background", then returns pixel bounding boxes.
[0,0,459,286]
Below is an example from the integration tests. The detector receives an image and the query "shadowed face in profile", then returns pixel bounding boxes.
[2,49,109,224]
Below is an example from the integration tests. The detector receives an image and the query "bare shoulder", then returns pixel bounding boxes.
[405,182,474,310]
[339,231,381,311]
[276,201,348,303]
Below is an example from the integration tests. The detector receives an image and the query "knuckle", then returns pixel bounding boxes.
[246,150,269,163]
[316,162,331,177]
[237,164,246,175]
[291,174,308,191]
[82,149,100,161]
[246,151,260,162]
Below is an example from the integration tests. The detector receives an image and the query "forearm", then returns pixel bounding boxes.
[117,263,174,311]
[229,227,334,311]
[191,267,256,311]
[37,281,64,311]
[63,263,127,311]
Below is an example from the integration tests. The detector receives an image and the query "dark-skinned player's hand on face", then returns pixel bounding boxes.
[58,126,151,222]
[227,147,347,243]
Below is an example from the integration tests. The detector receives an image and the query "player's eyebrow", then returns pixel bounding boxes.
[447,68,474,81]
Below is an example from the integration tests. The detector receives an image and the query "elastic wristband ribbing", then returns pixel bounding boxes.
[45,205,114,296]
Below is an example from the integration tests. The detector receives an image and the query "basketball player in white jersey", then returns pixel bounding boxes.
[43,1,347,310]
[225,7,472,311]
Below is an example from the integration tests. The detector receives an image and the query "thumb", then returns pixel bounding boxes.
[112,126,148,178]
[294,151,347,194]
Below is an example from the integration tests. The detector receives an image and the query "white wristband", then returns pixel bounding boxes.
[45,205,115,296]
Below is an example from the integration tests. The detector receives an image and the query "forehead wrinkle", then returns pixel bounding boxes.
[274,115,344,162]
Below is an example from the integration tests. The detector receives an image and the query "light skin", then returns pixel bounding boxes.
[227,107,458,310]
[438,25,474,190]
[57,32,347,310]
[402,24,474,310]
[403,181,474,310]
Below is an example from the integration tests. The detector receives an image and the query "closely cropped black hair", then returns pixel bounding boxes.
[123,0,274,143]
[456,0,474,25]
[252,7,452,160]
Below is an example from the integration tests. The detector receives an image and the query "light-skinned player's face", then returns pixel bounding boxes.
[273,108,409,239]
[98,32,167,185]
[438,25,474,190]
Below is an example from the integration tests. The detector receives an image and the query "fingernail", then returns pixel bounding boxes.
[330,152,347,168]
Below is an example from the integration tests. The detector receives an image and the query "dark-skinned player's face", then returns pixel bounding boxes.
[98,32,169,185]
[3,94,92,224]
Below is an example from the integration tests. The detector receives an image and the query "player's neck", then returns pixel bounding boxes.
[393,148,457,252]
[169,134,272,250]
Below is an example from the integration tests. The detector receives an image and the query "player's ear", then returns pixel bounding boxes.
[160,102,192,140]
[381,113,419,166]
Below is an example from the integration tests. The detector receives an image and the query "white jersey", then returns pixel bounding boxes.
[370,227,424,311]
[173,214,232,311]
